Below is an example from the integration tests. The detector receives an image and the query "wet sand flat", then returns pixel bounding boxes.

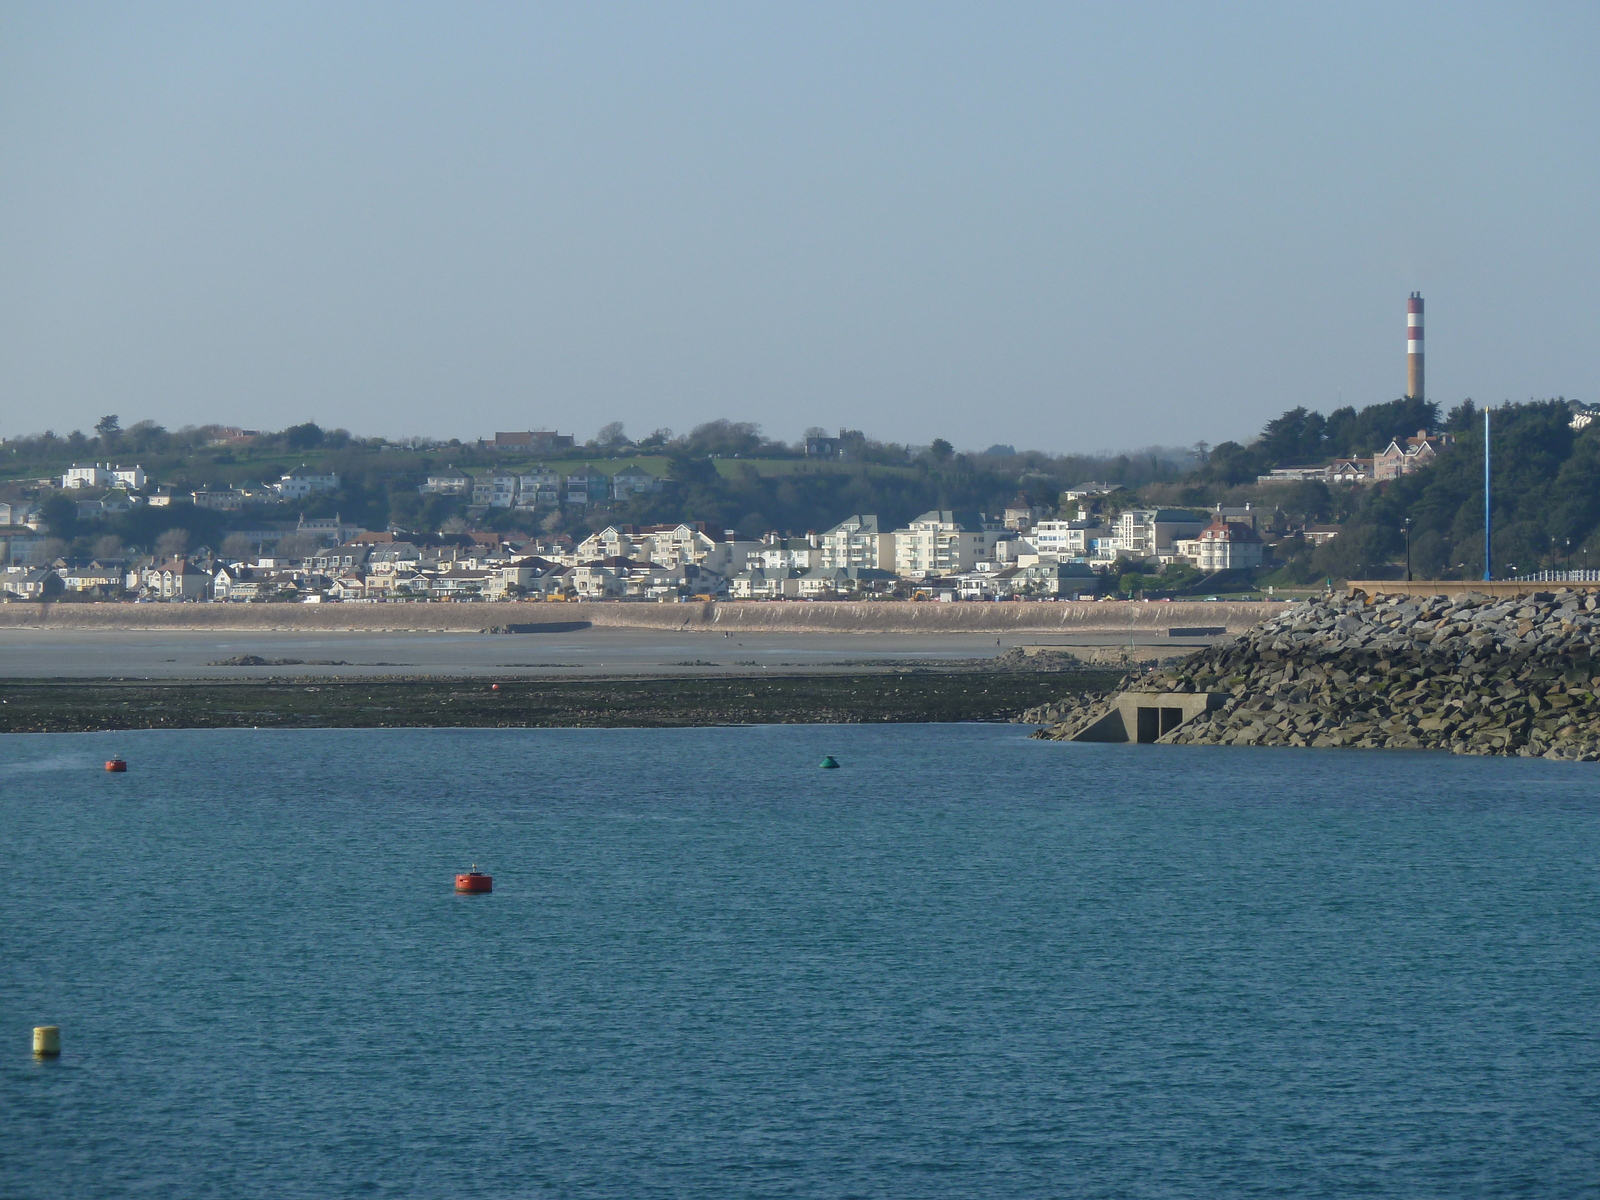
[0,626,1213,679]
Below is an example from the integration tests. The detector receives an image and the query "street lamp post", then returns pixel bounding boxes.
[1404,518,1412,583]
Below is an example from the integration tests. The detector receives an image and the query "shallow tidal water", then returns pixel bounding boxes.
[2,724,1598,1198]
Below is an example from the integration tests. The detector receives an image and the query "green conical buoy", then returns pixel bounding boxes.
[819,755,840,769]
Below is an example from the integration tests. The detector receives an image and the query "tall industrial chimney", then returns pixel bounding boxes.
[1406,293,1424,400]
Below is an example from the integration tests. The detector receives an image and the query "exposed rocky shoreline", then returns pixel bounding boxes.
[0,669,1124,733]
[1028,588,1600,760]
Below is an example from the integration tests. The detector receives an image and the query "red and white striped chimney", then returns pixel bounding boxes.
[1406,293,1424,400]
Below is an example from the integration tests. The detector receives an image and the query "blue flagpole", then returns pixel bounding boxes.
[1483,408,1492,581]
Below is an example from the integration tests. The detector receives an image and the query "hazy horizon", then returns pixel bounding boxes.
[2,3,1595,453]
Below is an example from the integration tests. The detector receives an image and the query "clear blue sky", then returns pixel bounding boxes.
[1,2,1595,453]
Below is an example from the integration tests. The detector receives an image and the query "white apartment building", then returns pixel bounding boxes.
[1113,509,1207,563]
[648,523,759,574]
[749,534,819,571]
[576,526,649,561]
[574,523,759,574]
[1028,519,1103,560]
[62,463,146,490]
[819,514,896,571]
[892,511,1001,579]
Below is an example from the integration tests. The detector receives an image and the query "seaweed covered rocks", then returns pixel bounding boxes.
[1018,690,1118,732]
[1032,588,1600,760]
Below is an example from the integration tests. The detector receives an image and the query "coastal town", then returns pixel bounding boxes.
[2,390,1596,606]
[0,446,1302,603]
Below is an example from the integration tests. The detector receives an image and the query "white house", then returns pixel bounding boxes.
[421,469,471,495]
[274,465,341,499]
[1,566,60,598]
[1061,482,1117,502]
[470,472,519,508]
[62,463,146,490]
[516,465,563,508]
[1176,520,1264,571]
[138,557,212,600]
[731,567,802,599]
[611,464,662,501]
[0,502,43,529]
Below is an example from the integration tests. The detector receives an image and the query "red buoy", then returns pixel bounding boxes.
[105,759,127,772]
[455,866,492,893]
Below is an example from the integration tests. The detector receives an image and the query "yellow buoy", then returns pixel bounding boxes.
[33,1025,60,1057]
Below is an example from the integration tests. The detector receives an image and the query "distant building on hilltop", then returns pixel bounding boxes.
[1373,430,1454,481]
[804,429,866,461]
[487,430,574,452]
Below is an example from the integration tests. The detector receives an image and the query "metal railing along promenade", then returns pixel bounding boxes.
[1509,569,1600,583]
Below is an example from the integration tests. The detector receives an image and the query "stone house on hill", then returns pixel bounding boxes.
[1373,430,1454,481]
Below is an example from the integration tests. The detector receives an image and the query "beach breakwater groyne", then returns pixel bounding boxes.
[1029,588,1600,760]
[0,599,1273,636]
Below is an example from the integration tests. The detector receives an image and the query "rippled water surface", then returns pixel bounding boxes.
[3,725,1599,1198]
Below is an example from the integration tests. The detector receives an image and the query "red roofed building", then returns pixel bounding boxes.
[1177,520,1264,572]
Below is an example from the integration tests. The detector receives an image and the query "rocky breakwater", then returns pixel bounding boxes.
[1030,587,1600,760]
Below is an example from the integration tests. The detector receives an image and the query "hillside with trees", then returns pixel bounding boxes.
[5,400,1594,585]
[1,417,1195,561]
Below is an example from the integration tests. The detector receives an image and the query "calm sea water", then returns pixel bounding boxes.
[2,724,1599,1198]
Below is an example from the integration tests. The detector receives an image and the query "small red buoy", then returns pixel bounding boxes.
[491,683,499,691]
[105,759,127,772]
[455,865,492,893]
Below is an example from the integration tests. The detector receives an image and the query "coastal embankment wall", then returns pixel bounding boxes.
[1032,586,1600,759]
[0,599,1276,636]
[1348,579,1600,600]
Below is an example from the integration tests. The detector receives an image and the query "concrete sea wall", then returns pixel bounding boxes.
[0,598,1276,635]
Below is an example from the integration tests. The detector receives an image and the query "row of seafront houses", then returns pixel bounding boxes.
[1,505,1281,603]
